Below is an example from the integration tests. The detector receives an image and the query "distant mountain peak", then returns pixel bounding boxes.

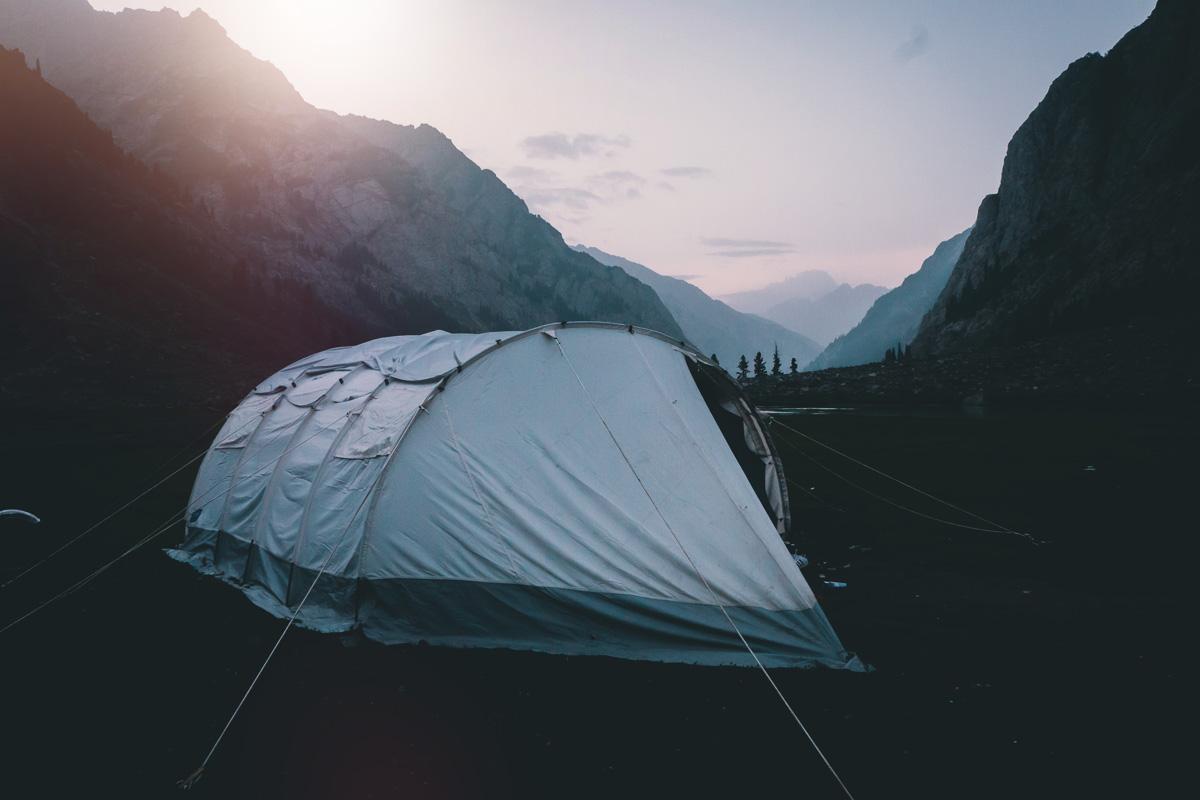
[720,270,839,315]
[574,244,821,371]
[808,228,971,370]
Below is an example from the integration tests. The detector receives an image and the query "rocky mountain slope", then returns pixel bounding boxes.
[913,0,1199,356]
[809,229,970,369]
[574,245,821,370]
[763,281,887,347]
[0,46,357,413]
[0,0,680,337]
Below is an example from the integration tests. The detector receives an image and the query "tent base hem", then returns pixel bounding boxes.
[166,528,866,672]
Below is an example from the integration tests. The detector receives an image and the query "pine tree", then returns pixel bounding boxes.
[736,354,750,381]
[770,344,782,376]
[710,353,720,367]
[789,357,799,375]
[753,351,766,378]
[904,344,912,362]
[884,347,895,364]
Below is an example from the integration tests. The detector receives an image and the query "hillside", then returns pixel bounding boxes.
[913,0,1199,355]
[809,229,970,369]
[573,245,821,370]
[0,0,681,338]
[0,46,362,414]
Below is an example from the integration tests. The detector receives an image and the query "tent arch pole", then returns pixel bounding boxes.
[351,379,443,581]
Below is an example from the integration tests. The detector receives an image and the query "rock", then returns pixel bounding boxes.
[912,0,1200,357]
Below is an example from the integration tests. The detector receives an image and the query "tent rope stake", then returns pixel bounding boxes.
[178,436,402,790]
[553,336,857,800]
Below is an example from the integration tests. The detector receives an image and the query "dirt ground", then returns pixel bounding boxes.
[0,405,1189,798]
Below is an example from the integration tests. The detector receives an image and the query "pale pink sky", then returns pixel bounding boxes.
[93,0,1154,294]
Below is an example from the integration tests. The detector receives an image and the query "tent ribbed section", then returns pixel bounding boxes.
[169,324,861,670]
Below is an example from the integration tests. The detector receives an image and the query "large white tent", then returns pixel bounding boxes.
[169,323,862,669]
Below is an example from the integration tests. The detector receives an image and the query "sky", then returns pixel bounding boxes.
[92,0,1156,294]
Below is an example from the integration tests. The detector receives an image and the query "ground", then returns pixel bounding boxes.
[0,404,1189,798]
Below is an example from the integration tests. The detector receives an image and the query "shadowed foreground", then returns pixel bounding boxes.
[0,406,1188,798]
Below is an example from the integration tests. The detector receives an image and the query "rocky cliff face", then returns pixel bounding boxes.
[913,0,1199,356]
[574,245,821,371]
[0,0,680,337]
[808,229,970,369]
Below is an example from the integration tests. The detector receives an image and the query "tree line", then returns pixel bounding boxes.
[713,345,801,382]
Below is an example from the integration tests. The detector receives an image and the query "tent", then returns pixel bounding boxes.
[169,323,862,670]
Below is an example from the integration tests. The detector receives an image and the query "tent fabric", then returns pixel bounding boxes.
[169,323,862,670]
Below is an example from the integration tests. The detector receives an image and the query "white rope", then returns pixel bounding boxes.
[179,434,401,790]
[1,448,209,588]
[778,434,1036,536]
[1,414,238,589]
[0,509,185,635]
[553,335,856,800]
[0,405,362,634]
[768,416,1042,545]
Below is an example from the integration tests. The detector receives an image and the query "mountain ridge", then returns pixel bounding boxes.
[808,228,970,370]
[912,0,1198,356]
[573,245,822,371]
[763,282,888,347]
[0,44,366,413]
[0,0,682,338]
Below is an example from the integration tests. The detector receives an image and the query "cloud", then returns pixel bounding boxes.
[505,165,558,183]
[661,166,712,179]
[590,169,646,186]
[657,181,677,192]
[509,166,647,216]
[520,132,632,160]
[669,273,702,282]
[701,237,794,249]
[894,26,929,63]
[701,237,795,258]
[710,248,796,258]
[522,186,604,211]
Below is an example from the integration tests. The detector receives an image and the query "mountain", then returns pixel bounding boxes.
[720,270,886,345]
[0,0,681,338]
[573,245,821,371]
[762,282,888,347]
[912,0,1199,356]
[720,270,838,316]
[0,45,357,413]
[808,229,970,369]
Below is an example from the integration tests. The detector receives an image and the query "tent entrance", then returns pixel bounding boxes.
[686,359,792,544]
